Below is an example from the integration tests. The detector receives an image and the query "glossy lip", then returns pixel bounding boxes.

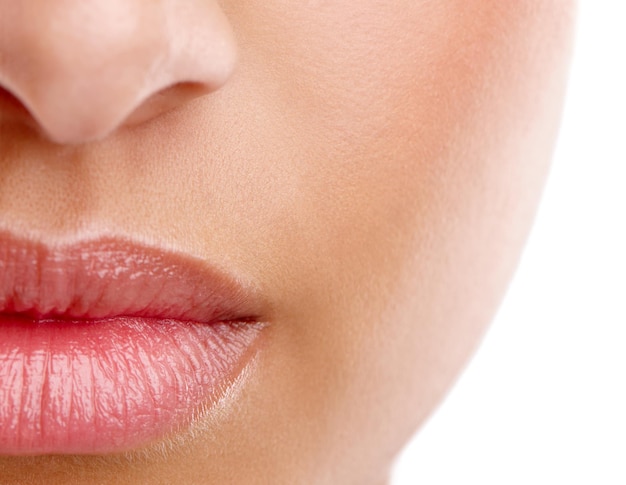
[0,232,267,456]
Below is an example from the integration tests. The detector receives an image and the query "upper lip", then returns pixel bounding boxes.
[0,231,265,324]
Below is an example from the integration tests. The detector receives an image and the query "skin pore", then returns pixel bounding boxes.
[0,1,575,484]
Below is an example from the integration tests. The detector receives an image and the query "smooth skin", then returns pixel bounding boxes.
[0,1,575,484]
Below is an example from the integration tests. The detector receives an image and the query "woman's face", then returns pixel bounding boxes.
[0,1,574,483]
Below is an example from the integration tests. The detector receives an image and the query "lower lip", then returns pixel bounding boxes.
[0,314,263,455]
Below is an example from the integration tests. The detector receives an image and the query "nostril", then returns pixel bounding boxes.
[0,85,31,120]
[0,1,237,145]
[0,81,214,143]
[0,85,44,139]
[124,82,212,128]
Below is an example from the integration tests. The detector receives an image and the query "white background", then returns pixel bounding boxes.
[393,2,626,483]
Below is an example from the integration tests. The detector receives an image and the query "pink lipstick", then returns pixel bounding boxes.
[0,234,266,455]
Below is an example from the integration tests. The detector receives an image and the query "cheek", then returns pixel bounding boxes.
[142,1,574,480]
[223,0,574,311]
[225,0,574,473]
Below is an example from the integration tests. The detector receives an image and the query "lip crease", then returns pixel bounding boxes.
[0,232,267,456]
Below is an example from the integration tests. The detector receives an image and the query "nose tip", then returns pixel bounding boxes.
[0,1,236,144]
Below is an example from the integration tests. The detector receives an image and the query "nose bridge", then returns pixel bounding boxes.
[0,0,237,144]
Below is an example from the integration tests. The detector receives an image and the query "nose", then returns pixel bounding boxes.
[0,1,236,144]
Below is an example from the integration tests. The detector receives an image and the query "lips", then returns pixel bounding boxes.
[0,233,267,455]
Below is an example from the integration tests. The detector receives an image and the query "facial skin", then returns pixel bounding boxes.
[0,1,575,484]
